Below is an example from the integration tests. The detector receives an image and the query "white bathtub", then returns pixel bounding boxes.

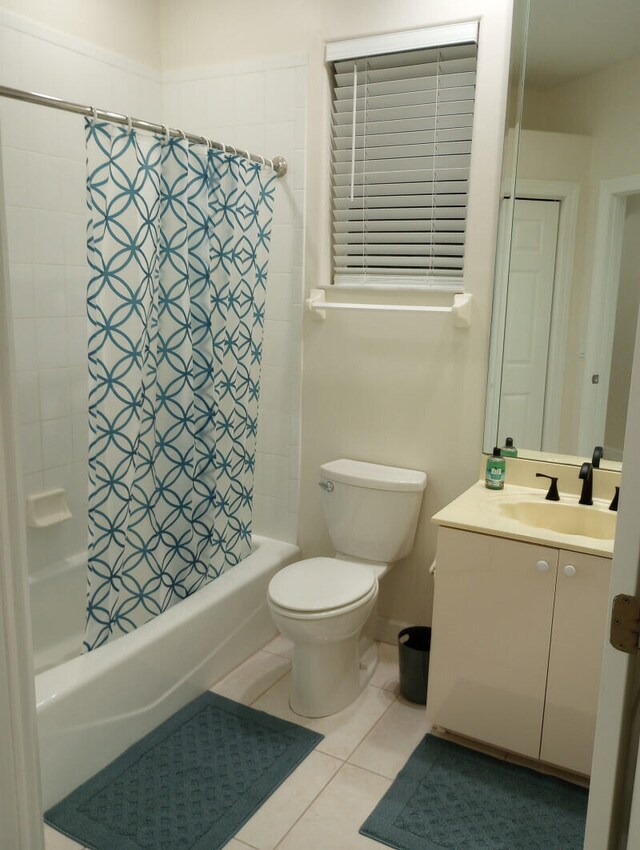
[35,535,298,809]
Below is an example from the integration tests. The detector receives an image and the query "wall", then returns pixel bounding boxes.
[522,54,640,456]
[160,0,515,633]
[0,9,163,576]
[0,0,160,67]
[162,58,307,542]
[1,3,305,573]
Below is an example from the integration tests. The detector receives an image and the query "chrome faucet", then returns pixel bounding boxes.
[579,462,593,506]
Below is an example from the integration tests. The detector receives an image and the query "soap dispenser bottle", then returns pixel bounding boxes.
[485,447,506,490]
[501,436,518,458]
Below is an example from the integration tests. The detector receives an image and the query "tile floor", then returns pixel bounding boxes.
[44,636,588,850]
[45,638,430,850]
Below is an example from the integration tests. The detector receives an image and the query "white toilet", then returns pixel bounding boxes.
[267,458,427,717]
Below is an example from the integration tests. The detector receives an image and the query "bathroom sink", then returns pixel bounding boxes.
[499,501,616,540]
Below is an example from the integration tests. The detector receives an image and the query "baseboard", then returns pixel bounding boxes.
[375,615,412,646]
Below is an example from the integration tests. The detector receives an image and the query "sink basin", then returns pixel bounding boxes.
[499,501,616,540]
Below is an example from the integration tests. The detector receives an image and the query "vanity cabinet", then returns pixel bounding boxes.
[427,527,611,775]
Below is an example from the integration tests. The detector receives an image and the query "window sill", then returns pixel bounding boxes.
[322,281,464,294]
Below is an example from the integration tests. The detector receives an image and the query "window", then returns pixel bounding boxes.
[327,23,478,289]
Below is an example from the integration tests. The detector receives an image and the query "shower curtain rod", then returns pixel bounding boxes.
[0,84,288,177]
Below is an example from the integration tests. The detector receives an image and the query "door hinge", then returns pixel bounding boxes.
[610,594,640,654]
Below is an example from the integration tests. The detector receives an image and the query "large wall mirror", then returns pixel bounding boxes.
[485,0,640,467]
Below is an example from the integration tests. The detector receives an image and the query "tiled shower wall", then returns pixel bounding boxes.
[163,56,306,544]
[0,10,305,575]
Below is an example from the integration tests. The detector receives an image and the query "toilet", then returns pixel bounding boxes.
[267,458,427,717]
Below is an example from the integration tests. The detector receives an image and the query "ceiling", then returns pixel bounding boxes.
[525,0,640,89]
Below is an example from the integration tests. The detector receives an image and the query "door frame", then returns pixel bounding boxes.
[585,299,640,849]
[578,174,640,456]
[484,179,580,451]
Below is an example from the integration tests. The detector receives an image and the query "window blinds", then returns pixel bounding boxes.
[330,38,478,287]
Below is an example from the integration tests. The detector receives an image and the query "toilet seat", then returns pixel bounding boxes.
[268,557,377,616]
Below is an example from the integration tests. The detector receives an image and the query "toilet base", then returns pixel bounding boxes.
[289,636,379,718]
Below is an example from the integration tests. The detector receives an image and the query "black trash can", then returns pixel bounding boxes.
[398,626,432,705]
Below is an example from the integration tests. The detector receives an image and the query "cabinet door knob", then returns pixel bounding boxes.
[536,560,550,573]
[563,565,577,577]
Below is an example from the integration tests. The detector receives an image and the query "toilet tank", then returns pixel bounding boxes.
[319,459,427,563]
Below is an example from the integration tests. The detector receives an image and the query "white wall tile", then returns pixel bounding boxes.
[36,318,68,369]
[20,422,43,474]
[66,317,87,367]
[39,369,71,420]
[234,74,265,126]
[33,264,66,317]
[265,69,296,124]
[16,370,40,423]
[13,317,38,371]
[5,207,33,263]
[32,210,65,264]
[1,146,29,206]
[41,418,73,469]
[9,263,35,318]
[65,265,88,317]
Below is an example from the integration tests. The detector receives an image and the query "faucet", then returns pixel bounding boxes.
[579,462,593,506]
[592,445,603,468]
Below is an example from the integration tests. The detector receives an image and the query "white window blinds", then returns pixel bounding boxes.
[330,31,478,287]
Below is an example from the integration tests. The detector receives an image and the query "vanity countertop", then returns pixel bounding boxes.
[432,481,614,558]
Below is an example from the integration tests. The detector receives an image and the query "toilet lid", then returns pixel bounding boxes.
[268,558,377,613]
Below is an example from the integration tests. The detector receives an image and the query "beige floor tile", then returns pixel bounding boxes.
[369,641,399,693]
[262,633,294,658]
[237,751,341,850]
[211,651,290,705]
[348,696,429,779]
[275,763,391,850]
[44,825,84,849]
[252,674,396,761]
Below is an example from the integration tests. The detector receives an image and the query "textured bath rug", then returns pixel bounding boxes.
[360,734,589,850]
[44,692,323,850]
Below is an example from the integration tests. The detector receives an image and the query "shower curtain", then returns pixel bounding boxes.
[83,120,276,651]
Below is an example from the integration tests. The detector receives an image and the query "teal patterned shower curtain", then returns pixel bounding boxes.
[84,120,276,651]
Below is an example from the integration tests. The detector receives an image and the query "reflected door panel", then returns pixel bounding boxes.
[498,198,560,449]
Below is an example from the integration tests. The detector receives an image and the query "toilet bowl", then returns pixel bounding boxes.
[267,459,427,718]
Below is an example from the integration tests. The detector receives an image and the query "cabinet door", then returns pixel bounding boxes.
[427,527,558,758]
[540,550,612,775]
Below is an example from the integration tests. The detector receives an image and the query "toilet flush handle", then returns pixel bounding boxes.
[319,480,334,492]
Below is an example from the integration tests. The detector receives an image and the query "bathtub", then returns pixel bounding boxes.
[34,535,299,809]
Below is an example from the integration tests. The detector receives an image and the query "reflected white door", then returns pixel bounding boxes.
[498,199,560,449]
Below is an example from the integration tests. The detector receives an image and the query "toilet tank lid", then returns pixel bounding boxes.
[320,459,427,492]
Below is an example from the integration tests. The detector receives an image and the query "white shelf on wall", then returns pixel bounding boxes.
[305,289,473,327]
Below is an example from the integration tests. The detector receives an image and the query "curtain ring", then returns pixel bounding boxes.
[90,106,98,123]
[126,115,133,134]
[178,129,187,142]
[161,124,170,141]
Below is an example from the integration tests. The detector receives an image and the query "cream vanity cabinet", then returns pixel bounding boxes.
[426,526,612,776]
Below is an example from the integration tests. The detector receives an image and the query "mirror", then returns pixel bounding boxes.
[485,0,640,466]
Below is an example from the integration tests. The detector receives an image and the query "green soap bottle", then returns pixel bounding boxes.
[501,436,518,458]
[485,447,506,490]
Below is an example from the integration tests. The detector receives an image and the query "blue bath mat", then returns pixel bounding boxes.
[45,692,323,850]
[360,734,589,850]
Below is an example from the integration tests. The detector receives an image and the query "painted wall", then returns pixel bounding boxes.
[0,0,160,68]
[160,0,515,634]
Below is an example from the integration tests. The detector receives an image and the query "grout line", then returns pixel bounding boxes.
[247,664,291,707]
[270,756,344,850]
